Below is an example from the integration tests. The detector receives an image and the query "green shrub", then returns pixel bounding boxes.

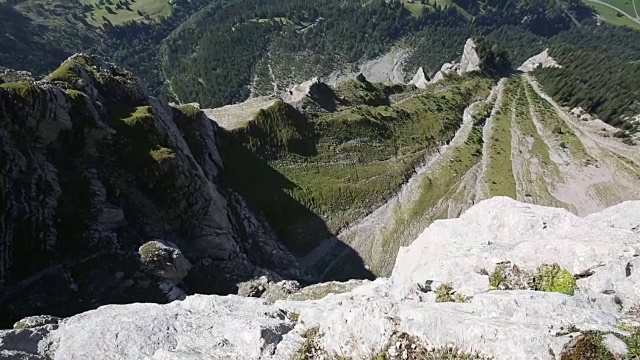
[435,283,455,302]
[488,265,506,290]
[530,264,575,295]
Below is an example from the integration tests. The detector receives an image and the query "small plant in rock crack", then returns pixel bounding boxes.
[529,264,575,296]
[435,283,469,303]
[435,283,455,303]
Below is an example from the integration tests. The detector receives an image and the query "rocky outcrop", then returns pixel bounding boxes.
[0,55,305,328]
[408,67,429,89]
[3,198,639,359]
[518,49,562,73]
[458,38,481,74]
[281,77,338,112]
[421,38,482,85]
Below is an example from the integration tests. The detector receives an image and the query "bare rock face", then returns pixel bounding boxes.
[518,48,562,73]
[423,38,481,85]
[409,67,430,89]
[457,38,481,74]
[3,198,640,360]
[0,54,305,328]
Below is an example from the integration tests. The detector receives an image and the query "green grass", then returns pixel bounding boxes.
[530,264,575,295]
[403,0,427,17]
[80,0,172,27]
[515,79,555,172]
[524,82,595,163]
[223,76,494,256]
[0,82,42,98]
[585,1,640,29]
[485,79,517,199]
[591,0,639,17]
[149,147,176,163]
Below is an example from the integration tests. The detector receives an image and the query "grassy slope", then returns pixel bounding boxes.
[514,78,557,174]
[585,1,640,29]
[485,78,517,198]
[597,0,638,16]
[402,0,455,17]
[80,0,171,27]
[524,82,595,163]
[222,76,493,256]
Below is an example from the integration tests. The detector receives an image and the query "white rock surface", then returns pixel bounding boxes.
[392,197,640,298]
[203,97,278,130]
[458,38,481,75]
[428,38,481,84]
[518,49,562,73]
[3,198,640,360]
[325,49,409,87]
[602,333,629,357]
[282,77,320,103]
[409,67,429,89]
[585,200,640,232]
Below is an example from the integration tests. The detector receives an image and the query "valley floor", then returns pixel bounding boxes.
[315,73,640,278]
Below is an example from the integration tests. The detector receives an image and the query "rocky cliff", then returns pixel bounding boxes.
[2,197,640,359]
[0,55,305,328]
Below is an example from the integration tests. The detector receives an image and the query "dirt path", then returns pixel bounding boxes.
[586,0,640,23]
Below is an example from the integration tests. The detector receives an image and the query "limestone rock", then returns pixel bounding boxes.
[391,197,640,301]
[139,240,192,282]
[602,333,628,357]
[3,198,640,360]
[458,38,481,74]
[427,38,481,85]
[409,67,430,89]
[518,49,562,73]
[2,295,294,360]
[585,200,640,232]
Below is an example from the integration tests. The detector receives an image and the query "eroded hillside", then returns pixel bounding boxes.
[0,55,307,327]
[213,61,640,279]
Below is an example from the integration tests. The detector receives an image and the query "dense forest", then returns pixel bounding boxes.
[1,0,639,128]
[536,46,640,129]
[533,24,640,128]
[161,0,421,107]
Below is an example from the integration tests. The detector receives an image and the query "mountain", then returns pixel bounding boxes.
[0,54,310,328]
[3,0,639,129]
[2,0,640,357]
[2,31,640,329]
[2,197,640,359]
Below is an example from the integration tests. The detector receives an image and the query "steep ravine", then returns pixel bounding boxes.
[0,55,306,327]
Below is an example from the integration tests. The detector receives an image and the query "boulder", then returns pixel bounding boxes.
[139,240,192,283]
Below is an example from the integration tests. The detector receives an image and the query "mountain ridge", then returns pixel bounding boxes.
[2,197,639,360]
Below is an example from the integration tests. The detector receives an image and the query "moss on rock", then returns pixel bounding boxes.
[0,82,42,98]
